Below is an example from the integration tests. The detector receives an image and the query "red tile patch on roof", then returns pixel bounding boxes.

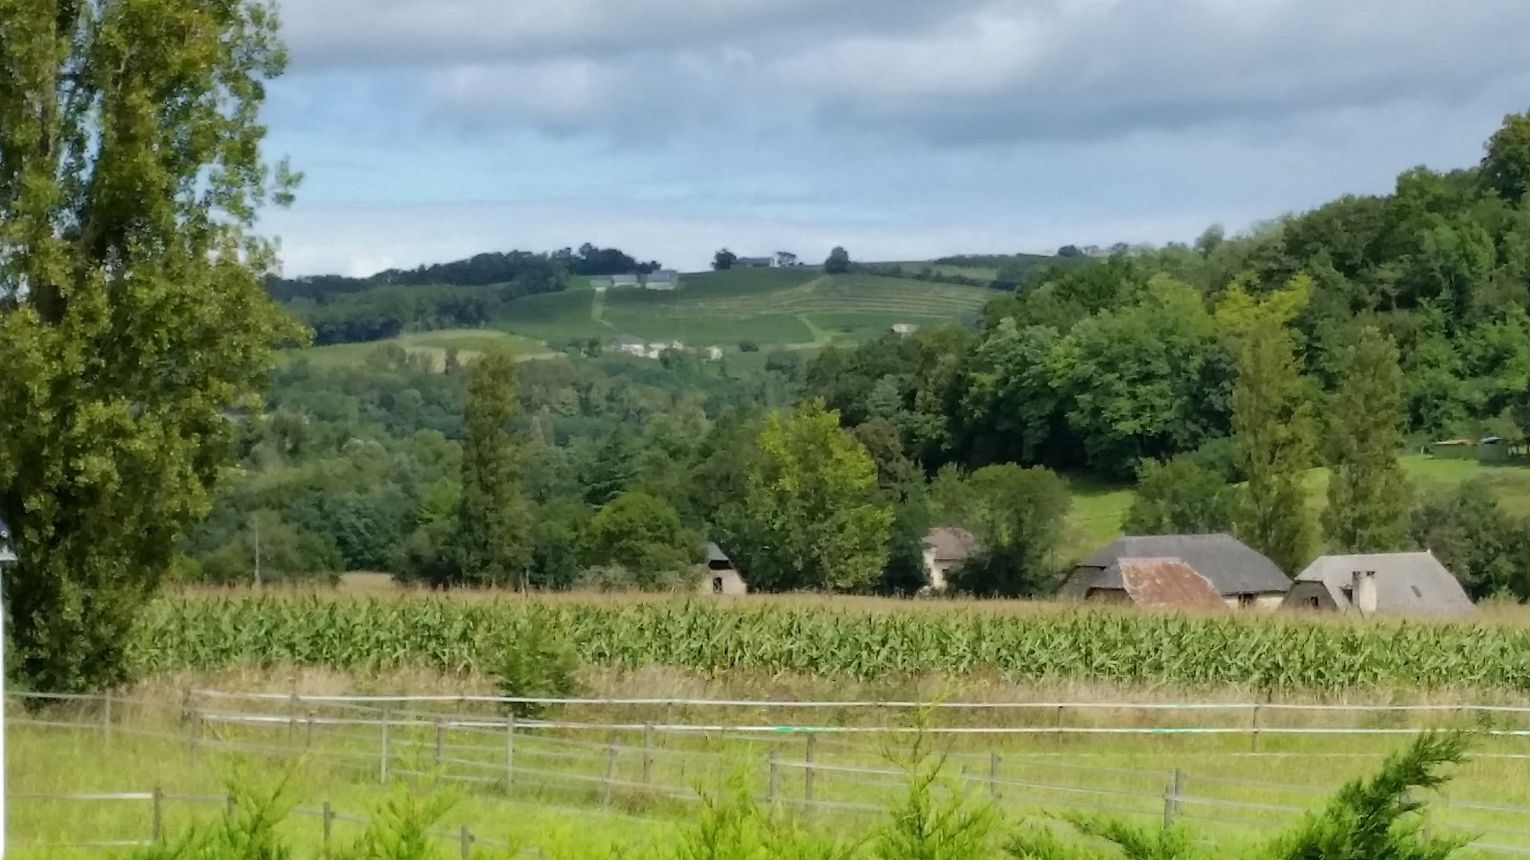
[1117,557,1227,610]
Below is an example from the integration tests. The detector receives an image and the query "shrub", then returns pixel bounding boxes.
[487,612,581,717]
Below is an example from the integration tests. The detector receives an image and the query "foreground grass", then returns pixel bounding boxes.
[8,698,1522,857]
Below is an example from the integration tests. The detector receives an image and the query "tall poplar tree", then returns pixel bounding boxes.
[1233,318,1316,575]
[455,352,533,587]
[1323,327,1412,551]
[0,0,301,690]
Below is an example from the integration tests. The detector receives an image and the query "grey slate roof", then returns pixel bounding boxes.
[922,527,978,562]
[706,542,731,564]
[1071,534,1289,596]
[1293,552,1476,616]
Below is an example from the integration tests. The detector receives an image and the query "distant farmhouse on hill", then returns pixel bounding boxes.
[733,256,774,269]
[643,270,680,290]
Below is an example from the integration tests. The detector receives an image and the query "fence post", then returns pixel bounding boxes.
[460,824,474,860]
[602,741,619,809]
[1161,779,1174,829]
[152,785,164,843]
[1172,769,1185,819]
[288,690,299,744]
[989,752,1001,801]
[435,721,445,770]
[768,749,780,821]
[306,710,317,750]
[505,713,516,793]
[226,791,238,820]
[1055,704,1065,748]
[102,692,113,753]
[642,724,654,789]
[379,705,391,784]
[321,800,334,859]
[1250,704,1262,753]
[804,734,817,821]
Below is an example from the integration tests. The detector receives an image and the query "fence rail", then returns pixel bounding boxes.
[10,689,1530,856]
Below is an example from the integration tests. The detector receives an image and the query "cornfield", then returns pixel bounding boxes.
[130,596,1530,694]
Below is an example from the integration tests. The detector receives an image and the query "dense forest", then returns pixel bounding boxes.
[269,244,659,345]
[182,112,1530,601]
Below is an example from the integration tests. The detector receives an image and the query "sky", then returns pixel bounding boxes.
[257,0,1530,277]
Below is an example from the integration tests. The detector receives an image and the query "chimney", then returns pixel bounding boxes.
[1352,570,1379,616]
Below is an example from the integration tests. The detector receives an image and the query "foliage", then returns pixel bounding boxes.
[877,710,998,860]
[584,492,701,586]
[454,352,533,587]
[1267,732,1469,860]
[713,249,738,271]
[946,465,1071,597]
[1412,479,1530,600]
[826,246,853,275]
[722,401,893,592]
[1233,317,1317,575]
[132,776,295,860]
[0,0,303,692]
[1122,457,1237,536]
[1323,327,1413,552]
[488,612,581,718]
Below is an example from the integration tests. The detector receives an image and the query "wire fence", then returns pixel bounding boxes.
[11,690,1530,856]
[9,788,541,857]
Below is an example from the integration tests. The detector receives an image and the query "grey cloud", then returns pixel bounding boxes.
[282,0,1530,148]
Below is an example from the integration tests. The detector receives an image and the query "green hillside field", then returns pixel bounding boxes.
[1061,453,1530,562]
[497,269,998,348]
[291,329,553,369]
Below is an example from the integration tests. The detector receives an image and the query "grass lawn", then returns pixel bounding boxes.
[1057,453,1530,563]
[12,690,1530,856]
[290,330,552,370]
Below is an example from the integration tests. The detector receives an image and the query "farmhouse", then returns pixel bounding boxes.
[588,276,614,288]
[643,270,680,290]
[921,526,978,591]
[699,542,747,595]
[734,256,774,269]
[1283,552,1475,617]
[609,335,647,357]
[891,323,920,336]
[1060,534,1289,609]
[1080,558,1228,611]
[610,274,640,288]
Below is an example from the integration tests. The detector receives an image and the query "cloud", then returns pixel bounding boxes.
[279,0,1530,146]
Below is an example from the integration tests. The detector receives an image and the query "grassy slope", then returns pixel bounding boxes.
[1059,453,1527,562]
[291,329,553,369]
[497,269,997,348]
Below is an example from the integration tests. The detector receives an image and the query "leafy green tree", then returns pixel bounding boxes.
[1323,327,1412,552]
[454,352,533,586]
[530,500,591,589]
[948,464,1071,597]
[1123,457,1237,536]
[585,491,699,587]
[1051,278,1222,476]
[825,246,852,274]
[0,0,301,690]
[1483,110,1530,204]
[712,248,737,271]
[1413,479,1530,600]
[723,400,892,591]
[959,320,1062,466]
[1233,317,1317,575]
